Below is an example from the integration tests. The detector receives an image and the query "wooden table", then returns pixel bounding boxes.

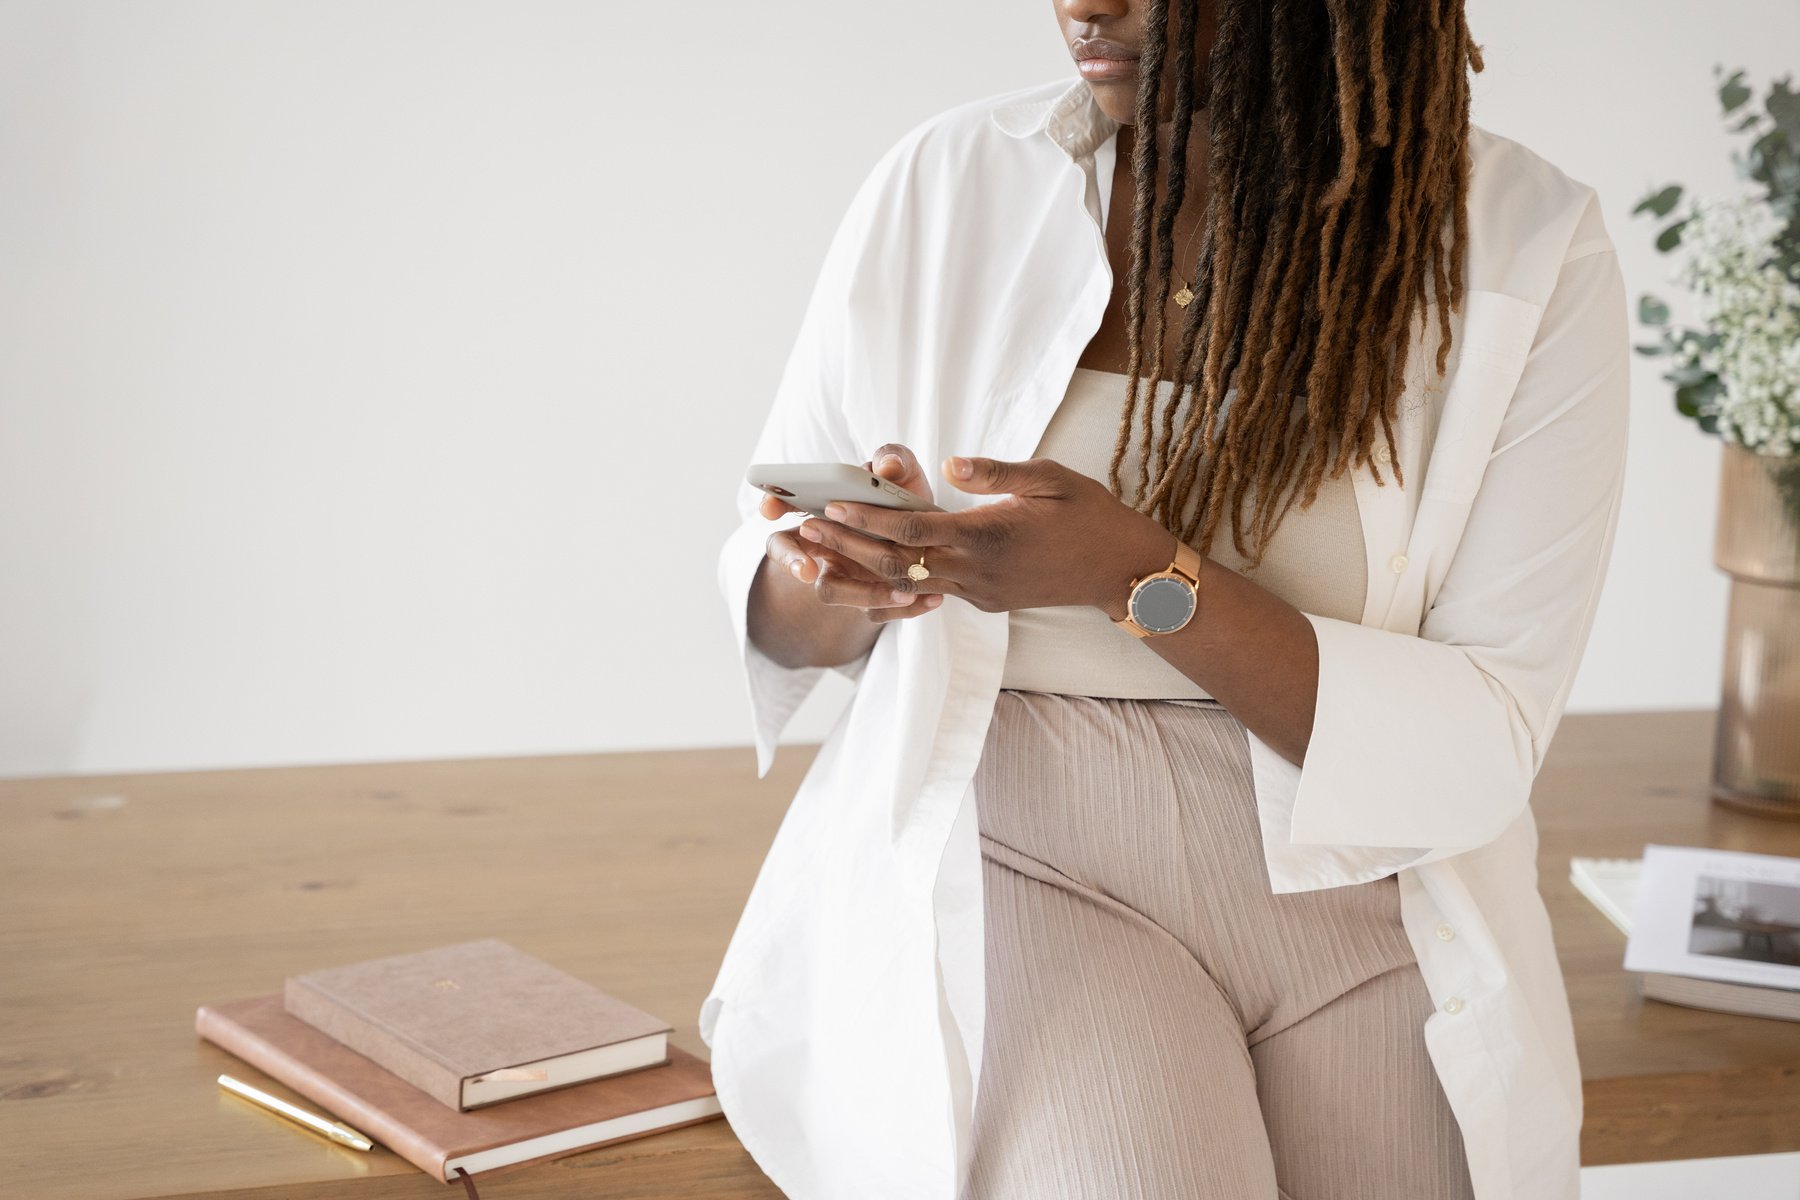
[1530,710,1800,1166]
[3,708,1797,1197]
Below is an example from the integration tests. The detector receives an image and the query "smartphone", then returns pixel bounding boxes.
[747,461,944,545]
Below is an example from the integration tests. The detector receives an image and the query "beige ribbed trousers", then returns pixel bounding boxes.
[963,689,1476,1200]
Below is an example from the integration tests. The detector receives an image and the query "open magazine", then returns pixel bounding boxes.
[1593,844,1800,1020]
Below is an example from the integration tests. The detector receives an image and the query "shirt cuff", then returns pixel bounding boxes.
[1278,611,1535,850]
[718,511,867,778]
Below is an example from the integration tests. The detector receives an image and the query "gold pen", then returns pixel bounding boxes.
[218,1073,374,1151]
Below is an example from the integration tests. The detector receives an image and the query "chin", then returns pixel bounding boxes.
[1081,80,1138,123]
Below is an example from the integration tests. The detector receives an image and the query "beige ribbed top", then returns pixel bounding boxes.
[1000,367,1367,700]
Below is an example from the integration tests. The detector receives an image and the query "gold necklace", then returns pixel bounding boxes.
[1124,125,1206,308]
[1170,215,1205,308]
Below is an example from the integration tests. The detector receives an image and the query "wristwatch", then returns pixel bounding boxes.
[1112,538,1204,638]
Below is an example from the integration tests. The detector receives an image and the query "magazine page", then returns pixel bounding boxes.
[1622,844,1800,991]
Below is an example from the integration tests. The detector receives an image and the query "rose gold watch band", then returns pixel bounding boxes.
[1112,539,1204,639]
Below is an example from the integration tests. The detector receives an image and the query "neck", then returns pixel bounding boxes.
[1121,118,1210,187]
[1118,118,1213,216]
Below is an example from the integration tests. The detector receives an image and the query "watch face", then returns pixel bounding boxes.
[1130,576,1195,634]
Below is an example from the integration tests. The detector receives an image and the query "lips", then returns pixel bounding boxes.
[1072,37,1139,62]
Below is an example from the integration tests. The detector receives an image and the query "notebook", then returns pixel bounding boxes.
[284,938,673,1110]
[1568,856,1641,935]
[196,992,722,1186]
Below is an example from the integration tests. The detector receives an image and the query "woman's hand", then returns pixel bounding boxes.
[798,454,1177,617]
[760,444,946,624]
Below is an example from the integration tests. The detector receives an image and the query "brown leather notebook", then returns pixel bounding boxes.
[284,938,674,1110]
[196,992,722,1186]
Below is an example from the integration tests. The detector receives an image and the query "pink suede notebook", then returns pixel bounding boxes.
[283,938,673,1110]
[196,991,721,1187]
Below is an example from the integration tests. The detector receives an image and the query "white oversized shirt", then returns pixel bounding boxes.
[701,74,1628,1200]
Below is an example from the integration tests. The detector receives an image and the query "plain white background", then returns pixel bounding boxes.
[5,3,1799,1194]
[0,0,1794,780]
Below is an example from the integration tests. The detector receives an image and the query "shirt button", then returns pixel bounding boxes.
[1389,553,1409,574]
[1436,923,1456,942]
[1373,443,1393,464]
[1442,996,1465,1015]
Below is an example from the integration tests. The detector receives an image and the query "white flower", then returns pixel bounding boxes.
[1669,191,1800,455]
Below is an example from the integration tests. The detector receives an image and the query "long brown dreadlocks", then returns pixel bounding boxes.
[1110,0,1484,566]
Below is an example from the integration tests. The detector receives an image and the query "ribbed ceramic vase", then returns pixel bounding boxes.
[1711,441,1800,819]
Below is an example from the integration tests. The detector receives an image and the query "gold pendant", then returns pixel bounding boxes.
[1173,286,1194,308]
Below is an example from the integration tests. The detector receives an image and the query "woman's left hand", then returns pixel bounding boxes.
[796,454,1177,616]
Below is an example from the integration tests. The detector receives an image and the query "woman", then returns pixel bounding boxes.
[703,0,1626,1197]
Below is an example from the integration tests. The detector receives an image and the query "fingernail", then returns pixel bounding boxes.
[798,522,822,541]
[949,457,973,479]
[890,590,914,604]
[790,560,805,577]
[824,503,846,520]
[878,454,901,473]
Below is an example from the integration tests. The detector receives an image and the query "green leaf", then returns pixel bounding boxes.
[1633,184,1684,218]
[1674,376,1725,429]
[1767,76,1800,143]
[1655,217,1689,253]
[1773,158,1800,197]
[1720,68,1752,114]
[1742,103,1799,192]
[1638,294,1671,325]
[1634,343,1666,357]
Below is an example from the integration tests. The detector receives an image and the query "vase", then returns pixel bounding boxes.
[1710,440,1800,819]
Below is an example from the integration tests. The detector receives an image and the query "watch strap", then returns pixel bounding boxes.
[1166,539,1203,586]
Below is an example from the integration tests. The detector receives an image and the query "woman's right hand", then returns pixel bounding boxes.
[761,443,944,623]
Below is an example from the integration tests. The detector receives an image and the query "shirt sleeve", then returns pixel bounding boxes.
[716,154,894,780]
[1272,207,1630,853]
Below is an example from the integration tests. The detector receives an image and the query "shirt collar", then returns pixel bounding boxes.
[989,76,1122,161]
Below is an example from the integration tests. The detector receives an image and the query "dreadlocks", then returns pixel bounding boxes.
[1108,0,1483,566]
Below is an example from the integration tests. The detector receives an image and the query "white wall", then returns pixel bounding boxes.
[1469,0,1800,755]
[2,0,1795,779]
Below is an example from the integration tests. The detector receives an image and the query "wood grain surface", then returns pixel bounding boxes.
[1531,710,1800,1166]
[2,707,1796,1196]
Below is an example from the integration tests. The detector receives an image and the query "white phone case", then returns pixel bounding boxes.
[746,462,944,544]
